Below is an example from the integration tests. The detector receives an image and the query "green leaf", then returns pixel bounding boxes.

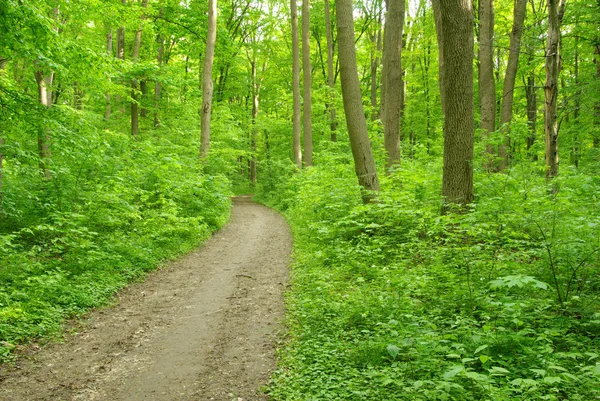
[474,345,488,355]
[443,365,464,379]
[386,344,400,359]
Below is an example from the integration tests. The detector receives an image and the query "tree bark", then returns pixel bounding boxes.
[525,73,537,152]
[478,0,495,162]
[131,0,148,140]
[594,35,600,148]
[336,0,380,202]
[291,0,302,167]
[154,7,165,128]
[382,0,405,169]
[370,2,382,122]
[440,0,475,208]
[302,0,313,166]
[200,0,217,159]
[325,0,338,141]
[0,60,5,201]
[431,0,446,117]
[497,0,527,170]
[544,0,566,179]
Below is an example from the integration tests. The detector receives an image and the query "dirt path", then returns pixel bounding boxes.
[0,196,291,401]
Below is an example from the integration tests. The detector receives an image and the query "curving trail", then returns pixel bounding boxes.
[0,196,291,401]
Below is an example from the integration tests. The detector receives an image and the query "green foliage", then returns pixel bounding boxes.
[260,158,600,400]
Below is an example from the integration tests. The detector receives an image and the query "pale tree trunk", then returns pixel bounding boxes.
[544,0,566,179]
[154,7,165,128]
[116,0,126,112]
[200,0,217,159]
[497,0,527,170]
[431,0,446,117]
[131,0,148,140]
[302,0,313,166]
[570,31,579,167]
[382,0,405,169]
[370,1,382,122]
[440,0,475,208]
[325,0,337,141]
[478,0,495,164]
[34,6,59,180]
[105,27,113,120]
[336,0,380,202]
[291,0,302,167]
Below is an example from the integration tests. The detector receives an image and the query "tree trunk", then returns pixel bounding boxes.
[497,0,527,170]
[140,79,147,118]
[336,0,380,202]
[525,74,537,152]
[370,3,382,122]
[0,60,5,201]
[478,0,495,163]
[431,0,446,117]
[200,0,217,159]
[131,0,148,140]
[291,0,302,168]
[325,0,337,141]
[154,8,165,128]
[105,27,113,120]
[382,0,405,169]
[302,0,313,166]
[544,0,566,179]
[440,0,475,208]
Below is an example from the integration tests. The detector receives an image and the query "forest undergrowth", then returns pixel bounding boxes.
[257,148,600,400]
[0,104,234,362]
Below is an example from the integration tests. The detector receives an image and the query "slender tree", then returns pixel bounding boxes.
[302,0,313,166]
[440,0,475,207]
[544,0,566,179]
[154,7,165,128]
[104,26,113,120]
[292,0,302,167]
[200,0,217,159]
[431,0,446,116]
[594,21,600,148]
[131,0,148,139]
[325,0,338,141]
[381,0,405,169]
[497,0,527,170]
[0,59,5,201]
[478,0,495,163]
[336,0,380,201]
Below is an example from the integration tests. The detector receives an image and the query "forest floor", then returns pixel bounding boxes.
[0,196,291,401]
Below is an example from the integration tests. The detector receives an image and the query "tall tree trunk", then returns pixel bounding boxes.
[154,8,165,128]
[440,0,475,208]
[544,0,566,179]
[140,79,147,118]
[34,6,59,180]
[0,60,5,201]
[382,0,405,169]
[570,31,580,167]
[497,0,527,170]
[325,0,338,141]
[116,0,126,112]
[525,73,537,152]
[302,0,313,166]
[431,0,446,117]
[291,0,302,167]
[200,0,217,159]
[478,0,495,164]
[131,0,148,139]
[370,3,382,122]
[336,0,380,202]
[105,27,113,120]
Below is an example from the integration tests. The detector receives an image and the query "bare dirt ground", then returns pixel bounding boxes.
[0,196,291,401]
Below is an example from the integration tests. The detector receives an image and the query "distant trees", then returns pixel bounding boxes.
[200,0,217,159]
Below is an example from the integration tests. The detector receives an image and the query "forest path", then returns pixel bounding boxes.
[0,196,291,401]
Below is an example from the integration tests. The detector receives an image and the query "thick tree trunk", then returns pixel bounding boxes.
[440,0,475,208]
[291,0,302,167]
[382,0,405,169]
[497,0,527,170]
[336,0,380,202]
[200,0,217,159]
[325,0,338,141]
[302,0,313,166]
[544,0,566,179]
[105,27,113,120]
[431,0,446,117]
[478,0,495,163]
